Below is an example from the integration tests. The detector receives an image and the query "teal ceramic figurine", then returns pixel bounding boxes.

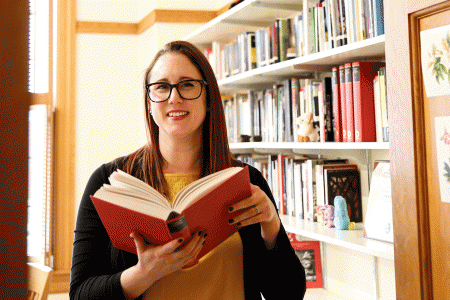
[334,196,350,230]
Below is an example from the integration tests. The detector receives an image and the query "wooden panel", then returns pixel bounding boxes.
[0,0,29,299]
[385,0,449,299]
[50,0,77,293]
[417,5,450,299]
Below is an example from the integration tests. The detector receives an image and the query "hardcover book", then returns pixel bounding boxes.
[352,61,386,142]
[91,166,252,266]
[324,168,362,222]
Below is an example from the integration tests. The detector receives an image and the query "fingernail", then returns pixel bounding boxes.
[198,231,203,236]
[203,233,208,238]
[228,206,233,212]
[228,219,234,224]
[178,238,184,243]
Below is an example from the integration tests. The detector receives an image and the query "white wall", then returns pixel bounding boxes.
[74,0,227,209]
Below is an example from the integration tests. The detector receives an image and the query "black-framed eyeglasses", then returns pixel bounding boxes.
[146,79,208,103]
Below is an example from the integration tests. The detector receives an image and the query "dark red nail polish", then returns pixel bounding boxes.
[228,219,234,224]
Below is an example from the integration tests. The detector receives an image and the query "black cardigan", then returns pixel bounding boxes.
[70,160,306,299]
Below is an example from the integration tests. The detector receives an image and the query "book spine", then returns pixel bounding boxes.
[291,78,300,142]
[304,0,316,55]
[338,0,347,45]
[339,64,347,142]
[332,67,342,142]
[373,74,383,142]
[279,18,288,62]
[284,79,293,142]
[318,81,325,142]
[379,67,389,141]
[322,77,334,141]
[373,0,384,36]
[345,63,354,142]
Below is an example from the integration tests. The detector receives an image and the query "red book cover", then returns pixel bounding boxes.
[331,67,342,142]
[91,166,252,266]
[345,63,354,142]
[352,61,386,142]
[339,65,347,142]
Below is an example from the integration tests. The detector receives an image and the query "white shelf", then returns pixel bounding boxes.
[230,142,389,151]
[304,288,349,300]
[185,0,302,47]
[219,35,385,93]
[280,215,394,261]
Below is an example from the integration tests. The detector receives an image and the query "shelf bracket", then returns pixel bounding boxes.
[366,149,372,192]
[252,1,302,11]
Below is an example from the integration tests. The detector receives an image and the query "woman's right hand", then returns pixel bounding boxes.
[121,230,207,299]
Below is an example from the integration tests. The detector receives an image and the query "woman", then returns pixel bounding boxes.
[70,40,306,300]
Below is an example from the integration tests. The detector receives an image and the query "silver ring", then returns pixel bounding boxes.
[255,207,260,214]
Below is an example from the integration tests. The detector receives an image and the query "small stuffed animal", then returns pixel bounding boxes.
[322,205,335,228]
[334,196,350,230]
[297,112,320,142]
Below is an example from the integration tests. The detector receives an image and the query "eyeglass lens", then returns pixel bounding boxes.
[149,80,203,102]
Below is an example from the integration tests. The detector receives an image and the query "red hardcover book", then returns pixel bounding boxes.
[352,61,386,142]
[345,63,354,142]
[91,166,252,267]
[339,65,347,142]
[331,67,342,142]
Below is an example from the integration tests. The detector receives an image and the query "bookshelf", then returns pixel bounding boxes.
[185,0,391,298]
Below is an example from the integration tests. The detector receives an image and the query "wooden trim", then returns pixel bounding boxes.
[77,21,138,34]
[408,11,433,299]
[50,0,76,293]
[49,271,70,294]
[77,9,218,35]
[30,93,51,105]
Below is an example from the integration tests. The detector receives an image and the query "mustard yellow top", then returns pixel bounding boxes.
[142,174,244,300]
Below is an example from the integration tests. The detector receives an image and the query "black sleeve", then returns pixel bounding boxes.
[245,164,307,300]
[69,163,133,300]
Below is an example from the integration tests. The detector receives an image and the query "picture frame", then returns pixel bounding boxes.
[288,233,323,288]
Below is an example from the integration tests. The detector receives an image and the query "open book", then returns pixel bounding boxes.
[91,165,251,264]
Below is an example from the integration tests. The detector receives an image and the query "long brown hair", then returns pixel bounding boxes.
[117,40,234,195]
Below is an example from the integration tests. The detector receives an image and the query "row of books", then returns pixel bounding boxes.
[223,61,388,144]
[307,0,385,53]
[237,154,362,223]
[204,0,385,81]
[333,61,389,142]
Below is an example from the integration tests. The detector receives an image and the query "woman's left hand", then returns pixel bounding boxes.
[227,183,281,248]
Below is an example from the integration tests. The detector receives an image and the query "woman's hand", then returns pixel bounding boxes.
[121,231,207,299]
[227,183,281,249]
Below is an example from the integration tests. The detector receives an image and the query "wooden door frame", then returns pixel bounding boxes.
[386,0,450,299]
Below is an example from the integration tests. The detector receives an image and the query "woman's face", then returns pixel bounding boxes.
[148,52,207,142]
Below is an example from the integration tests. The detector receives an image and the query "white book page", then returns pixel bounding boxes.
[173,167,243,211]
[94,187,171,220]
[101,184,171,210]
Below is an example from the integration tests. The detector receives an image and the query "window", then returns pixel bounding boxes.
[28,0,54,266]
